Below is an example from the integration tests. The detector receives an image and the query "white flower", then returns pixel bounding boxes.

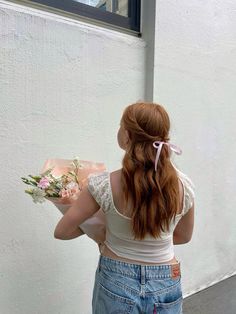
[71,156,83,169]
[31,188,46,204]
[66,181,78,190]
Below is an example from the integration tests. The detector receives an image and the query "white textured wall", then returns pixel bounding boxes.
[0,1,145,313]
[153,0,236,296]
[1,0,236,313]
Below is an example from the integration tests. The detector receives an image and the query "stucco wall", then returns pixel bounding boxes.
[153,0,236,296]
[1,0,236,313]
[0,1,145,313]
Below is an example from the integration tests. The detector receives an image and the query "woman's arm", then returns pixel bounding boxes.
[54,186,100,240]
[173,203,194,245]
[56,227,85,240]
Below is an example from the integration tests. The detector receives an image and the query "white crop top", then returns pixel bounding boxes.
[87,168,195,263]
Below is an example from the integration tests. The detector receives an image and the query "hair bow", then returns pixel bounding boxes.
[153,141,182,171]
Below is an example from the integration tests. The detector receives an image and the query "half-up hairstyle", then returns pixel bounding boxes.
[121,102,180,240]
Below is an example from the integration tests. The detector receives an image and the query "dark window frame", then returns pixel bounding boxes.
[29,0,141,33]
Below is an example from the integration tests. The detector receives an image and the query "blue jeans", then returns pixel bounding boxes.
[92,255,183,314]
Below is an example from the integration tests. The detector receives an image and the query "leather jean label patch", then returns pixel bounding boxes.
[171,264,181,279]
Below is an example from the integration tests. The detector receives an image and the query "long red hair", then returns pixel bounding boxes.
[121,102,180,240]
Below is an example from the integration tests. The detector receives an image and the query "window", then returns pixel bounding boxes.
[29,0,141,33]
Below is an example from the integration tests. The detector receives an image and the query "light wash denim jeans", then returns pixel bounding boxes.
[92,255,183,314]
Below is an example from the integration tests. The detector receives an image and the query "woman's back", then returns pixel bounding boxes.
[110,169,184,219]
[87,166,194,265]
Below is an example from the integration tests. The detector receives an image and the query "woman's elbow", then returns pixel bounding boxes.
[54,229,66,240]
[54,232,62,239]
[182,234,193,243]
[173,232,193,244]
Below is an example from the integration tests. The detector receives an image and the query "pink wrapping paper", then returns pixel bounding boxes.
[42,159,106,245]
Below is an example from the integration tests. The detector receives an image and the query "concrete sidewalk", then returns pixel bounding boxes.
[183,275,236,314]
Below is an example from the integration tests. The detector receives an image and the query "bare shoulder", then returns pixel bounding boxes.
[110,169,122,190]
[110,169,122,176]
[109,169,124,209]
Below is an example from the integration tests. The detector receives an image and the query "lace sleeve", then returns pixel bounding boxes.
[87,172,111,213]
[181,174,195,215]
[175,167,195,215]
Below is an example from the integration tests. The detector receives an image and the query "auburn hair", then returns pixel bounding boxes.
[121,102,180,240]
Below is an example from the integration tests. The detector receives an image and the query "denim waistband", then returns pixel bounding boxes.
[98,255,181,280]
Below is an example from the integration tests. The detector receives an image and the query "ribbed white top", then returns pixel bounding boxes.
[88,169,194,263]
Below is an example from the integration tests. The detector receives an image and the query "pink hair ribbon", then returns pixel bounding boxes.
[153,141,182,171]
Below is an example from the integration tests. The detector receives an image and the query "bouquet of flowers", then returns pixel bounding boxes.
[21,157,106,246]
[21,157,82,205]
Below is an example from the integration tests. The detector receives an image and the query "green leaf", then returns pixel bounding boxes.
[40,167,54,177]
[25,189,33,195]
[21,177,30,183]
[28,180,38,186]
[28,175,41,182]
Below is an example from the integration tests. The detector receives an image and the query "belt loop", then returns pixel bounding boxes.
[140,265,146,285]
[140,265,146,297]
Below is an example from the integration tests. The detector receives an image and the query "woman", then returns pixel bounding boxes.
[54,102,195,314]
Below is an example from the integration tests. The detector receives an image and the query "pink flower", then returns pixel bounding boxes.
[59,189,71,199]
[66,182,80,195]
[38,177,50,189]
[59,183,80,199]
[71,187,79,195]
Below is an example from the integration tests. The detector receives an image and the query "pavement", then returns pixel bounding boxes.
[183,275,236,314]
